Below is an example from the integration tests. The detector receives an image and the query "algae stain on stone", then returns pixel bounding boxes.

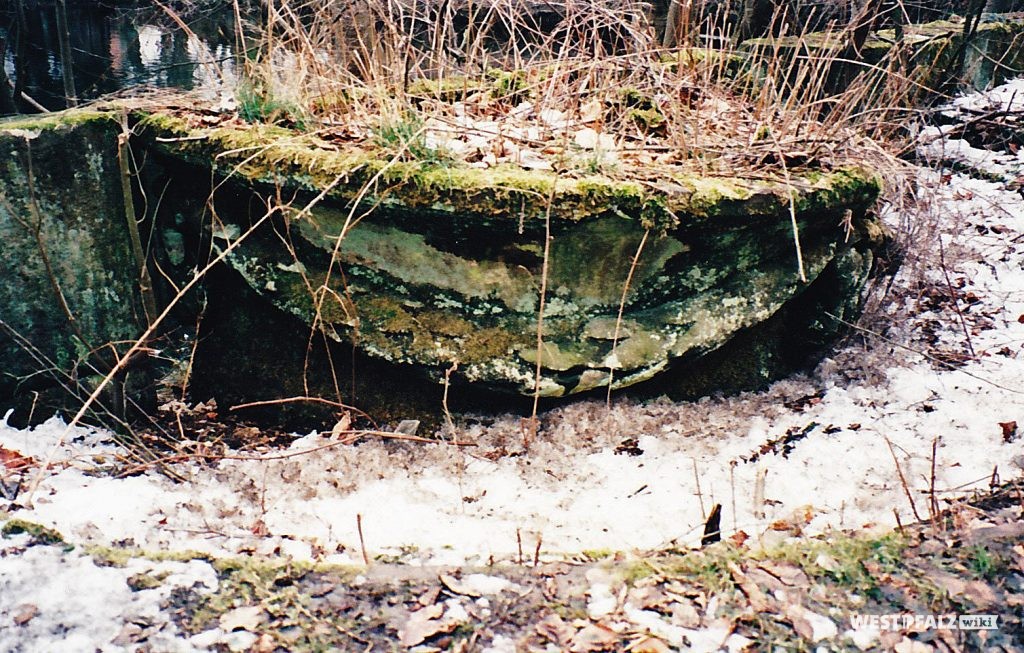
[0,113,145,397]
[136,107,886,399]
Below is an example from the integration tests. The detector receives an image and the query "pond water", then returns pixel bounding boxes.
[0,3,235,114]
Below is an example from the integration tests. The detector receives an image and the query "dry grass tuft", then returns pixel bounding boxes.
[227,0,933,181]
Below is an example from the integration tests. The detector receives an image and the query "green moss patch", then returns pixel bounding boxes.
[1,518,67,546]
[0,109,117,133]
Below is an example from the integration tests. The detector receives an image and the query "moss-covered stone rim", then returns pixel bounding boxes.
[135,109,881,227]
[0,108,118,133]
[0,105,881,232]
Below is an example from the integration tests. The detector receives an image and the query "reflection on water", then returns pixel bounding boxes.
[0,2,236,114]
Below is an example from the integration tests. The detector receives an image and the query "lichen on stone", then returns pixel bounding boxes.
[137,107,884,397]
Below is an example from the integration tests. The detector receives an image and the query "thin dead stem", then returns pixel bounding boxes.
[606,228,650,405]
[885,435,922,522]
[357,513,370,566]
[526,179,557,447]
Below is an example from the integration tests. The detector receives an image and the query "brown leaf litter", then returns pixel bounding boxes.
[112,478,1023,651]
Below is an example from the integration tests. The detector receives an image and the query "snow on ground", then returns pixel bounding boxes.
[919,76,1024,179]
[2,79,1024,650]
[949,76,1024,114]
[4,169,1020,567]
[0,531,217,653]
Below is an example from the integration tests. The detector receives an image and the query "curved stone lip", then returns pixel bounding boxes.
[0,107,883,400]
[132,108,883,397]
[135,109,881,229]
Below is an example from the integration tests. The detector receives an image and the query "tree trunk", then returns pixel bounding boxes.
[55,0,78,107]
[13,0,30,112]
[736,0,778,43]
[662,0,683,47]
[850,0,885,56]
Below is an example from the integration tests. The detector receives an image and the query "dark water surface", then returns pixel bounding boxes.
[0,2,235,114]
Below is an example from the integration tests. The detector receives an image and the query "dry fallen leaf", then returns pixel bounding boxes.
[966,521,1024,545]
[0,446,34,471]
[535,613,574,647]
[962,580,1000,609]
[251,633,276,653]
[999,420,1018,442]
[786,608,814,642]
[418,586,442,607]
[745,562,806,592]
[670,600,701,628]
[394,420,420,436]
[13,603,38,626]
[399,604,459,648]
[728,530,749,547]
[440,573,481,597]
[755,561,810,588]
[329,412,352,439]
[918,568,1002,608]
[110,623,145,646]
[626,584,669,611]
[568,622,619,652]
[727,561,769,612]
[630,636,672,653]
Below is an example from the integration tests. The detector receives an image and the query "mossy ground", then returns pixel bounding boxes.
[4,479,1019,651]
[1,518,67,547]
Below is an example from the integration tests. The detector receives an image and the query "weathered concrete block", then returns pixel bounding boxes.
[0,112,144,402]
[140,111,883,402]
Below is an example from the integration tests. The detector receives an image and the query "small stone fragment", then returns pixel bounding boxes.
[12,603,38,626]
[218,605,264,632]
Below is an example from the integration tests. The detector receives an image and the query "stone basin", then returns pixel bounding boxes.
[140,111,884,399]
[11,15,1024,420]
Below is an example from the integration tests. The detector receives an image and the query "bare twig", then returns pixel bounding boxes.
[929,436,941,530]
[526,178,558,448]
[885,436,921,522]
[606,228,650,404]
[357,513,370,566]
[117,114,159,326]
[692,458,706,521]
